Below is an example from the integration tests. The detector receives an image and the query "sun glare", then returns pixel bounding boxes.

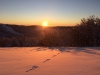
[43,21,48,27]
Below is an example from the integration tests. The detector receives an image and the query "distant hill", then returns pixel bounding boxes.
[0,23,73,47]
[0,24,22,38]
[0,23,72,38]
[0,23,40,38]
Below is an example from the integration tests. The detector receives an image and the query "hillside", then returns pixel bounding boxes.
[0,23,72,47]
[0,23,42,38]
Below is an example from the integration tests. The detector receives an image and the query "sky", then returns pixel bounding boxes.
[0,0,100,26]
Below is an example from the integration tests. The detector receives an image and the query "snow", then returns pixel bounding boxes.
[2,25,23,35]
[0,47,100,75]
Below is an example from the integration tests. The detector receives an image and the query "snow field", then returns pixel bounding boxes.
[0,47,100,75]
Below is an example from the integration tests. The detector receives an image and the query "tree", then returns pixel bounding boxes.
[72,15,100,46]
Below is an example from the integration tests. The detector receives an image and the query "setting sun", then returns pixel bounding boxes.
[42,21,48,26]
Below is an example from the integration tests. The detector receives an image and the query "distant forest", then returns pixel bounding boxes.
[0,15,100,47]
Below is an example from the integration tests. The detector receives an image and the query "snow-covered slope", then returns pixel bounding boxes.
[0,47,100,75]
[2,25,23,35]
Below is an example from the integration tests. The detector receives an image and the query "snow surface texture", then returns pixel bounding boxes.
[0,47,100,75]
[2,25,23,35]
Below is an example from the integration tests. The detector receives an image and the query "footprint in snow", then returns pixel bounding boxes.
[43,59,50,63]
[52,55,57,58]
[52,53,60,58]
[26,65,39,72]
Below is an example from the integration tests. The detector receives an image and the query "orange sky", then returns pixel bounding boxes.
[0,0,100,26]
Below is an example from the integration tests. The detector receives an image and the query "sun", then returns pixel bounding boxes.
[42,21,48,27]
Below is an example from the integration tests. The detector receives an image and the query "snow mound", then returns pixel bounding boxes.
[2,25,23,35]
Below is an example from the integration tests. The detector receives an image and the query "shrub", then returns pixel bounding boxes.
[71,15,100,46]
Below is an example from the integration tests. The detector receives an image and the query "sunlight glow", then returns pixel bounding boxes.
[42,21,48,27]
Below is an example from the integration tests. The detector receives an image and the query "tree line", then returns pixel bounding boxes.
[0,15,100,47]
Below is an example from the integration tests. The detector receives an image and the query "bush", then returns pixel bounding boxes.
[71,15,100,46]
